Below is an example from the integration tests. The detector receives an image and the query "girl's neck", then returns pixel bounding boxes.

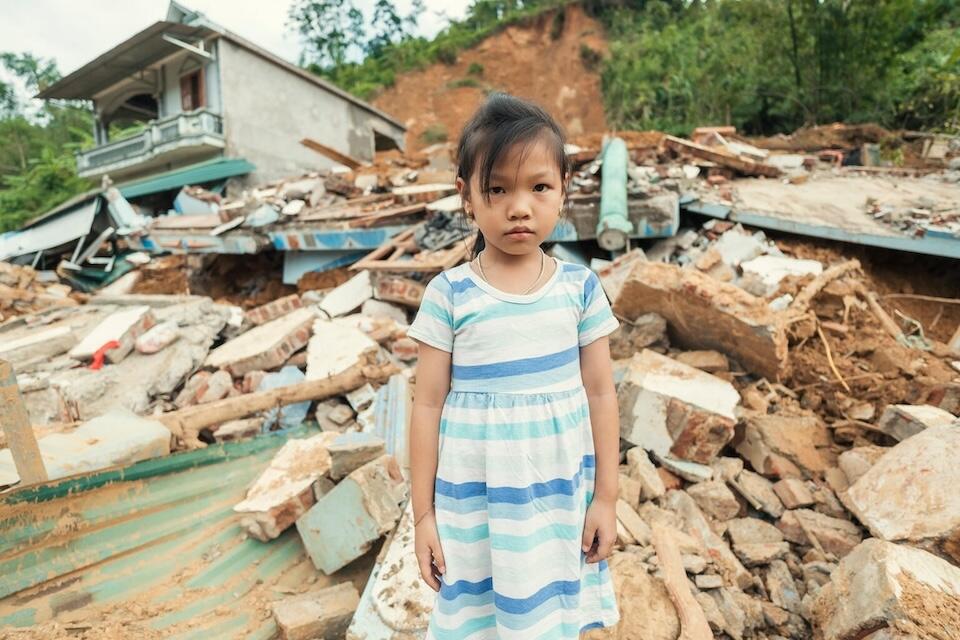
[472,243,556,296]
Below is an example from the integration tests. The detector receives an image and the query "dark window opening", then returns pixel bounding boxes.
[180,70,204,111]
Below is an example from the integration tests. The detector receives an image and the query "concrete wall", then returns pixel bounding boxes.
[216,38,405,185]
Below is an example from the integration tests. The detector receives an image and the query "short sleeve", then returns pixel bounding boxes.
[407,273,454,352]
[578,270,619,347]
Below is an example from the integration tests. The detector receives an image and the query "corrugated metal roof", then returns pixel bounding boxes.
[118,157,255,199]
[0,425,375,638]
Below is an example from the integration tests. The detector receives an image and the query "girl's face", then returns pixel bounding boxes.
[457,138,564,257]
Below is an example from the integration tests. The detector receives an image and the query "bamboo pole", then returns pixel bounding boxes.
[0,359,48,485]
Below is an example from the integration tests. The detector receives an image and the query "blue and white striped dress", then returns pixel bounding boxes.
[407,259,621,639]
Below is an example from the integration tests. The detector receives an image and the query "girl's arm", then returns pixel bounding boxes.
[579,335,619,563]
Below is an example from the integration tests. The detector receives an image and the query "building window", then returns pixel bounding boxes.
[180,70,204,111]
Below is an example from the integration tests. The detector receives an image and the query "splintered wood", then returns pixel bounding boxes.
[351,228,477,273]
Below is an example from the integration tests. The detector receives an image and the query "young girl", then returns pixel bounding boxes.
[407,93,621,639]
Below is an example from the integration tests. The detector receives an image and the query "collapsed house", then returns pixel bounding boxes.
[1,123,959,639]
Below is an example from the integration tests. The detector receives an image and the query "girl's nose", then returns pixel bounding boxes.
[506,197,533,220]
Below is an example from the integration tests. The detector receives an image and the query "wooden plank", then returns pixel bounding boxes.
[349,203,426,228]
[663,135,781,178]
[300,138,362,170]
[652,525,713,640]
[351,227,475,273]
[0,359,48,485]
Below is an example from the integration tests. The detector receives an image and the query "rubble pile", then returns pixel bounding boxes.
[0,261,81,322]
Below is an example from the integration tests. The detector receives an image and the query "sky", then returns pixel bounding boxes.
[0,0,468,88]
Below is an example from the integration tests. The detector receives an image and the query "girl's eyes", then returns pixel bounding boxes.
[487,186,505,195]
[533,183,551,192]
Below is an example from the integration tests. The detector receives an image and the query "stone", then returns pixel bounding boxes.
[739,255,823,296]
[618,473,641,509]
[245,294,303,326]
[707,587,748,640]
[772,478,815,509]
[305,319,378,381]
[211,417,264,441]
[657,467,683,491]
[327,432,386,480]
[175,370,211,408]
[196,369,234,404]
[733,541,790,566]
[319,270,373,318]
[272,582,359,640]
[242,370,267,394]
[297,455,407,574]
[616,499,652,546]
[710,456,744,482]
[733,469,784,518]
[695,591,727,633]
[875,403,956,442]
[206,307,315,376]
[612,261,788,379]
[842,425,960,562]
[653,452,714,483]
[68,305,156,364]
[0,408,170,486]
[687,480,741,521]
[233,433,337,541]
[675,350,729,373]
[681,553,707,574]
[134,320,180,354]
[608,313,668,359]
[735,415,834,479]
[727,517,785,545]
[923,382,960,415]
[766,560,802,614]
[777,510,862,558]
[618,350,739,463]
[811,539,960,640]
[626,446,666,499]
[695,574,724,589]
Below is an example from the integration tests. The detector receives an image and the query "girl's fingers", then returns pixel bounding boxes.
[582,521,598,553]
[596,529,615,561]
[416,549,440,591]
[431,540,446,575]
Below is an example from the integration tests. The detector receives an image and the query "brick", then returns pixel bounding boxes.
[612,261,788,379]
[297,455,407,574]
[272,582,359,640]
[175,370,211,408]
[327,432,386,481]
[618,350,739,464]
[206,307,315,376]
[373,273,425,308]
[616,499,651,546]
[875,403,956,442]
[735,414,834,479]
[390,336,419,361]
[69,305,156,364]
[244,294,303,326]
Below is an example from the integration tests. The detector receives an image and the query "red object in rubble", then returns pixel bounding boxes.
[89,340,121,370]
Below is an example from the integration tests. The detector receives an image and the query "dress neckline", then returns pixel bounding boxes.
[465,255,563,304]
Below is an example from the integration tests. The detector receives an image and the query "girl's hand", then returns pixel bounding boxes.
[581,496,616,564]
[414,511,446,591]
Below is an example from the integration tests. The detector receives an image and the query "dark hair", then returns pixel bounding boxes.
[456,93,569,257]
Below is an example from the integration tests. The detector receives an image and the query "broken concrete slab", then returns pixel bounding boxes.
[245,294,303,326]
[305,319,378,381]
[735,414,834,479]
[68,305,156,364]
[206,307,315,376]
[360,299,408,325]
[687,480,741,521]
[811,539,960,640]
[653,451,714,483]
[297,454,407,574]
[608,313,669,360]
[327,432,386,481]
[594,248,647,303]
[319,270,373,318]
[626,446,666,500]
[233,433,337,541]
[875,403,956,442]
[727,518,789,567]
[732,469,784,518]
[0,325,77,365]
[842,424,960,562]
[836,445,888,486]
[772,478,816,509]
[618,349,740,464]
[612,262,788,380]
[675,350,729,373]
[778,509,862,558]
[272,582,360,640]
[739,255,823,297]
[0,407,170,486]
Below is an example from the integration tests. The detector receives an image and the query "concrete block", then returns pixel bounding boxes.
[811,539,960,640]
[234,433,337,541]
[772,477,815,509]
[612,261,788,379]
[328,432,386,481]
[245,294,303,326]
[319,270,372,318]
[297,454,407,574]
[593,248,646,302]
[778,510,862,558]
[0,408,170,486]
[843,425,960,563]
[687,480,741,521]
[618,350,739,464]
[739,255,823,296]
[206,307,315,376]
[272,582,360,640]
[875,403,956,442]
[735,414,834,479]
[69,305,156,364]
[305,319,378,381]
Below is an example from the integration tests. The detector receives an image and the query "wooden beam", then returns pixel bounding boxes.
[663,135,781,178]
[300,138,362,170]
[652,525,713,640]
[0,359,48,485]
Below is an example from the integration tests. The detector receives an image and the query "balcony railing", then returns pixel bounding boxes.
[77,109,224,177]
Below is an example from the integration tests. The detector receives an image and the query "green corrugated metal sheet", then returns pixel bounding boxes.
[118,158,255,199]
[0,425,374,638]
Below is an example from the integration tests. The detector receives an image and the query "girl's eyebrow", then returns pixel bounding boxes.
[489,170,555,181]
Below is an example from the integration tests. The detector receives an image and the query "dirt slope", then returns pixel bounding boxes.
[374,5,608,150]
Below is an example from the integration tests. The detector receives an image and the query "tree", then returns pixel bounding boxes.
[288,0,366,69]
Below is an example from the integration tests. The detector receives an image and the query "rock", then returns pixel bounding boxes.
[618,350,740,463]
[735,415,834,479]
[707,587,748,640]
[739,255,823,296]
[687,480,741,521]
[923,382,960,415]
[616,499,652,546]
[626,446,666,499]
[297,455,407,574]
[594,248,647,302]
[732,469,784,518]
[657,467,683,492]
[734,541,790,566]
[206,307,315,376]
[608,313,668,359]
[842,425,960,562]
[272,582,359,640]
[766,560,802,614]
[360,298,408,325]
[196,369,234,404]
[612,261,788,379]
[695,591,727,633]
[681,553,707,574]
[710,456,744,482]
[778,510,862,558]
[811,539,960,640]
[653,452,714,483]
[233,433,337,541]
[319,270,373,318]
[245,294,303,326]
[675,350,729,373]
[327,432,386,481]
[305,319,378,381]
[773,478,815,509]
[875,403,956,442]
[211,416,264,441]
[175,370,211,408]
[727,517,785,545]
[134,320,180,354]
[824,467,850,496]
[618,472,642,509]
[695,574,724,589]
[68,305,156,364]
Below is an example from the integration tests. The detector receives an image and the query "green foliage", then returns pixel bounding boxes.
[467,62,485,76]
[579,43,602,70]
[550,8,566,39]
[448,77,483,89]
[420,123,448,144]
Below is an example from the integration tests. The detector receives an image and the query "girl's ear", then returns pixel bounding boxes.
[456,177,471,216]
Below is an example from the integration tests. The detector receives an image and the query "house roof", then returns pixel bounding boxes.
[117,156,255,198]
[36,19,405,131]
